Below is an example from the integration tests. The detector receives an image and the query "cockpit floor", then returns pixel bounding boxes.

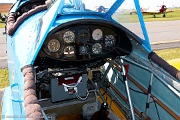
[56,113,81,120]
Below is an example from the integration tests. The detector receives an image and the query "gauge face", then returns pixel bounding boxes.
[92,43,102,55]
[79,46,88,55]
[105,35,116,47]
[64,46,75,57]
[47,39,60,52]
[92,29,103,40]
[78,29,89,43]
[63,30,75,43]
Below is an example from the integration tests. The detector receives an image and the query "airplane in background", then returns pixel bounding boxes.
[130,5,173,18]
[141,5,172,18]
[96,5,108,12]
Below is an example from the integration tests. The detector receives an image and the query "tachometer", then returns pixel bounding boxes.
[105,35,116,47]
[63,30,75,43]
[47,39,60,52]
[92,29,103,40]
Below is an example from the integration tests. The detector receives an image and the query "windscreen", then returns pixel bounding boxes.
[112,0,145,40]
[62,0,146,40]
[64,0,116,12]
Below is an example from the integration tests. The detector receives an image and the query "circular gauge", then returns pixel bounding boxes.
[105,35,116,47]
[92,29,103,40]
[79,46,88,55]
[78,29,89,43]
[92,43,102,55]
[63,30,75,43]
[47,39,60,52]
[64,46,75,57]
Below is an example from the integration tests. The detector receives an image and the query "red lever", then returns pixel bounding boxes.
[124,64,129,76]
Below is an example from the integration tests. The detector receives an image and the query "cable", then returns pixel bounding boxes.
[112,67,147,95]
[75,89,96,101]
[75,89,89,101]
[151,96,161,120]
[129,87,147,95]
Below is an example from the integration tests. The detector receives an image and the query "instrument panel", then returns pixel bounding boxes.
[42,26,117,60]
[36,21,132,68]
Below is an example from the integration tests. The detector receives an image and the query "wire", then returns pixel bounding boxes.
[112,67,146,95]
[75,89,96,101]
[129,88,147,95]
[75,89,89,101]
[112,63,162,120]
[151,96,161,120]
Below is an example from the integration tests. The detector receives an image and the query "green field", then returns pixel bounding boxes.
[0,20,5,28]
[0,12,7,28]
[155,48,180,61]
[0,69,9,89]
[113,8,180,23]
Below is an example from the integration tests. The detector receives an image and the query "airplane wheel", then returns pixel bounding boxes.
[22,66,43,120]
[163,14,166,17]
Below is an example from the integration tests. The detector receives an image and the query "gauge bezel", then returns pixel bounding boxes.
[79,46,88,55]
[63,45,75,58]
[78,28,90,43]
[47,39,61,52]
[105,35,116,47]
[92,28,103,41]
[63,30,75,43]
[42,35,63,59]
[92,43,102,55]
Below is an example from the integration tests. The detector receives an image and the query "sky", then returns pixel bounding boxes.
[83,0,180,10]
[1,0,180,8]
[0,0,16,3]
[139,0,180,8]
[120,0,180,9]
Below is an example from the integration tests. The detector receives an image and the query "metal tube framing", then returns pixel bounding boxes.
[145,73,154,115]
[120,59,135,120]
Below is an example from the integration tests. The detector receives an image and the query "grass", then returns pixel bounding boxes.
[155,48,180,61]
[0,20,5,28]
[113,8,180,23]
[0,13,7,28]
[155,48,180,70]
[0,69,9,89]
